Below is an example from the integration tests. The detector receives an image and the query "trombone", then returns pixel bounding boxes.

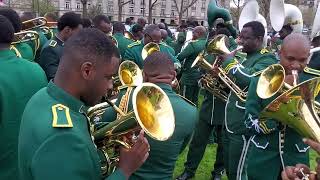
[22,17,47,31]
[11,31,39,45]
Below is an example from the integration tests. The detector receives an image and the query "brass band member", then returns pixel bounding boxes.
[92,15,112,35]
[18,28,150,180]
[0,15,47,180]
[213,21,277,180]
[39,12,82,81]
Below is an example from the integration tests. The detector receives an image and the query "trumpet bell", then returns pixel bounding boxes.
[257,64,285,99]
[191,52,213,71]
[133,83,175,141]
[141,42,160,60]
[207,35,231,55]
[260,77,320,142]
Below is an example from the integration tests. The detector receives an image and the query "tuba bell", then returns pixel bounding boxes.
[87,83,175,176]
[270,0,303,33]
[141,42,160,60]
[22,17,47,31]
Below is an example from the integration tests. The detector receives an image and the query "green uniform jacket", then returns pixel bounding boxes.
[123,40,180,69]
[11,42,34,61]
[39,36,64,80]
[18,81,126,180]
[244,74,311,180]
[102,83,197,180]
[308,51,320,70]
[172,32,186,55]
[177,37,207,86]
[26,28,48,61]
[0,49,47,180]
[113,33,134,58]
[221,49,277,134]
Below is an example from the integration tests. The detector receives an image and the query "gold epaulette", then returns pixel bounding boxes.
[128,41,141,48]
[260,48,269,54]
[177,94,197,107]
[52,104,73,128]
[49,40,57,47]
[304,67,320,76]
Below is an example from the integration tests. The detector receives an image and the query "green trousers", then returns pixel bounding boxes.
[184,118,224,176]
[181,84,199,105]
[223,130,252,180]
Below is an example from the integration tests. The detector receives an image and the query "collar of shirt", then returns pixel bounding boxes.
[47,80,88,114]
[54,34,64,45]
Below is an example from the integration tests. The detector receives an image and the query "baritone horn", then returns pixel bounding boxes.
[87,83,175,175]
[205,34,246,101]
[22,17,47,31]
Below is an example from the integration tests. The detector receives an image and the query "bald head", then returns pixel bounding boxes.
[160,29,168,40]
[192,26,206,39]
[280,33,310,74]
[143,52,175,84]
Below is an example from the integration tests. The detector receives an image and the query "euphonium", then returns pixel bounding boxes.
[206,34,247,102]
[141,42,160,60]
[11,30,39,45]
[259,77,320,142]
[22,17,47,31]
[87,83,175,175]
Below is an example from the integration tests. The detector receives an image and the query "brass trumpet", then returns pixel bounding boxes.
[141,42,160,60]
[124,31,134,40]
[22,17,47,31]
[11,31,39,45]
[87,83,175,175]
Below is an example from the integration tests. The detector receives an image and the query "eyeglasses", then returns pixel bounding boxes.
[145,33,160,44]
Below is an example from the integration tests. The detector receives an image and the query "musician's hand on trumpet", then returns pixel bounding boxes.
[281,164,316,180]
[118,130,150,178]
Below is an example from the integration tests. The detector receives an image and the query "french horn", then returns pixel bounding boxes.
[87,83,175,176]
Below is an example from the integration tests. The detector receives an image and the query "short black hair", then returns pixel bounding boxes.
[93,15,110,28]
[216,27,231,37]
[0,15,14,44]
[216,23,226,29]
[63,28,119,63]
[57,12,82,32]
[0,8,21,32]
[144,24,160,35]
[243,21,265,38]
[144,52,174,75]
[113,21,125,32]
[82,18,92,28]
[131,24,143,33]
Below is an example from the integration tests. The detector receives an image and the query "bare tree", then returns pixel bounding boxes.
[172,0,198,24]
[87,4,103,19]
[230,0,242,28]
[257,0,270,25]
[118,0,132,21]
[81,0,88,17]
[148,0,159,24]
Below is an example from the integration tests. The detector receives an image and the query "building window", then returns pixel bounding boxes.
[160,9,165,16]
[171,9,174,16]
[161,1,166,8]
[76,2,81,9]
[191,11,195,16]
[65,1,71,9]
[201,12,205,17]
[129,8,134,13]
[140,8,145,14]
[201,1,205,8]
[98,3,102,8]
[191,5,196,10]
[141,0,145,5]
[201,7,205,12]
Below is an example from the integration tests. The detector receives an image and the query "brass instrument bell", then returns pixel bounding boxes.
[260,77,320,142]
[207,34,231,55]
[141,42,160,60]
[124,31,134,40]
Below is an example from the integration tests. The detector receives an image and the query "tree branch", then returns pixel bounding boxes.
[172,0,180,13]
[151,0,159,8]
[181,0,198,13]
[119,0,132,7]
